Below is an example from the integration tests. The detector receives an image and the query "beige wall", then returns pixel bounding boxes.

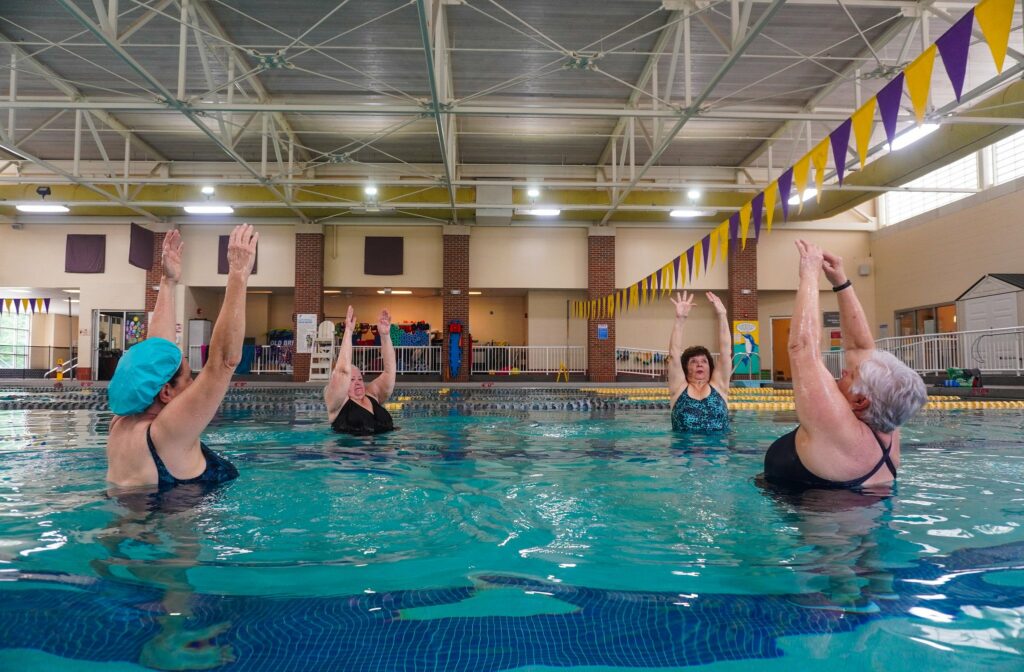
[616,291,722,353]
[470,296,526,344]
[471,227,588,289]
[180,225,295,287]
[245,294,269,343]
[527,290,587,347]
[872,181,1024,331]
[324,226,443,288]
[616,227,728,290]
[269,293,294,333]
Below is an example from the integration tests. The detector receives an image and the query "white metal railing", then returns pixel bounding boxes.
[875,326,1024,375]
[616,348,726,378]
[350,346,441,374]
[43,356,78,379]
[821,350,846,378]
[251,345,293,374]
[471,346,586,374]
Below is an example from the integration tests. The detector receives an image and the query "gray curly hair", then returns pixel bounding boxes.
[849,350,928,433]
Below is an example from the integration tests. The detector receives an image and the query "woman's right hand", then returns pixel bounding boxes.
[670,291,696,319]
[226,224,258,279]
[345,305,356,332]
[795,239,823,277]
[821,249,848,287]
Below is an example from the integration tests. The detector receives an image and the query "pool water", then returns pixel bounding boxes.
[2,389,1024,670]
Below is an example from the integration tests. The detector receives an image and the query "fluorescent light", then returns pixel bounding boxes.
[69,299,80,303]
[515,208,560,216]
[670,208,706,218]
[5,288,30,293]
[469,291,482,295]
[16,204,69,213]
[527,187,540,198]
[201,185,216,195]
[184,205,234,214]
[687,189,701,200]
[788,188,817,205]
[62,289,80,294]
[323,290,341,294]
[364,185,378,196]
[376,289,412,295]
[247,290,272,294]
[891,123,939,151]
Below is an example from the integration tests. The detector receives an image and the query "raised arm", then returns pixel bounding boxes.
[325,305,355,418]
[706,291,732,388]
[151,224,258,452]
[666,291,696,399]
[366,309,396,403]
[822,249,874,355]
[790,240,856,436]
[147,229,181,342]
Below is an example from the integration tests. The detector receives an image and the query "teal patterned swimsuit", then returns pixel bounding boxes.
[671,386,730,433]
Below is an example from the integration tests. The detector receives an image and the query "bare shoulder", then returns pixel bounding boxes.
[106,416,157,485]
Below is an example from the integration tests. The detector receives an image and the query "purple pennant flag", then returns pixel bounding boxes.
[830,118,853,186]
[44,298,50,313]
[0,300,3,315]
[701,235,711,271]
[728,212,740,240]
[14,300,19,315]
[778,168,794,222]
[876,72,905,148]
[686,247,695,283]
[673,255,681,285]
[655,268,662,291]
[751,192,765,239]
[936,10,974,101]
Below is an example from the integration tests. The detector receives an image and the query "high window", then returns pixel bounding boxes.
[0,313,31,369]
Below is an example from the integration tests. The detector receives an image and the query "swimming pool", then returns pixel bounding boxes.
[2,386,1024,670]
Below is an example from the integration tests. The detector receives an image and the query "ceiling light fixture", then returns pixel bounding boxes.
[527,187,540,198]
[16,204,69,213]
[184,205,234,214]
[364,185,378,197]
[669,208,707,218]
[377,289,412,295]
[247,290,272,294]
[323,290,341,294]
[201,185,216,196]
[687,189,701,201]
[468,291,482,295]
[515,208,560,217]
[788,188,817,205]
[62,289,80,294]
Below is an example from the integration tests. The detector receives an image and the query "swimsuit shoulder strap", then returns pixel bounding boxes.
[873,430,898,478]
[145,424,173,483]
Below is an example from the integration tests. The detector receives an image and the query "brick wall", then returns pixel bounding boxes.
[442,233,470,382]
[727,236,758,379]
[587,233,616,382]
[144,231,166,313]
[292,232,325,381]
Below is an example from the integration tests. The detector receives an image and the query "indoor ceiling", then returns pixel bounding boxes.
[0,0,1020,227]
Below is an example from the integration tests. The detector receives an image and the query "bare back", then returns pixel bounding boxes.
[107,415,207,488]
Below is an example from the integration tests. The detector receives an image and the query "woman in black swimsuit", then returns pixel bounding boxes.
[325,305,397,435]
[763,240,927,490]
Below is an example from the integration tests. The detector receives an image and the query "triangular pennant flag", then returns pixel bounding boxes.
[750,192,765,239]
[21,299,29,314]
[778,169,794,221]
[763,184,777,232]
[976,0,1014,73]
[829,118,853,186]
[728,212,740,240]
[693,243,703,279]
[811,138,830,203]
[27,299,35,313]
[739,203,752,250]
[709,228,719,268]
[0,299,3,314]
[905,45,937,124]
[686,247,695,283]
[792,153,811,212]
[700,235,711,272]
[655,266,663,292]
[4,299,11,314]
[936,10,974,101]
[673,256,681,287]
[851,98,877,169]
[876,73,905,148]
[718,222,729,264]
[608,295,614,318]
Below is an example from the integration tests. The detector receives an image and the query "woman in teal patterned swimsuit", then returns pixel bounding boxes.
[667,291,732,433]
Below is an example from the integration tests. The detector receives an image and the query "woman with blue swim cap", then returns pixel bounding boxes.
[106,224,259,489]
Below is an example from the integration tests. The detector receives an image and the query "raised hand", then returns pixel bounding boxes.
[705,291,726,316]
[795,239,823,276]
[670,291,696,319]
[161,229,183,283]
[345,305,356,332]
[378,308,392,334]
[821,249,848,287]
[226,224,258,279]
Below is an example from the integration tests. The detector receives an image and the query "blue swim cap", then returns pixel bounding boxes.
[108,337,183,416]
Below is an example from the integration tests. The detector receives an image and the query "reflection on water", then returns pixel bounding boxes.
[0,404,1023,669]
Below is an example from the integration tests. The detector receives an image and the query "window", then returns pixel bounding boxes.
[0,313,31,368]
[880,153,978,226]
[993,129,1024,185]
[895,303,957,336]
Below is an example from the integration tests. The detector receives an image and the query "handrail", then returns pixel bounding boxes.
[43,356,78,378]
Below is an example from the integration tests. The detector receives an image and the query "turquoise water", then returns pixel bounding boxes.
[2,393,1024,670]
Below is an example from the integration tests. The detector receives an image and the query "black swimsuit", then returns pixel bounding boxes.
[331,396,395,435]
[146,426,238,489]
[763,426,896,489]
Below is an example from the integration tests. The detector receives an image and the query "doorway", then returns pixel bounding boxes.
[771,317,792,382]
[93,310,148,380]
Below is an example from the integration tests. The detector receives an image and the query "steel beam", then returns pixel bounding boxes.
[415,0,458,220]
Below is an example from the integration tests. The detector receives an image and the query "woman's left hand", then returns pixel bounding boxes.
[378,309,392,334]
[705,291,726,316]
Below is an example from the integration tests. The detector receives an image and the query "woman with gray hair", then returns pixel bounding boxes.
[763,240,927,489]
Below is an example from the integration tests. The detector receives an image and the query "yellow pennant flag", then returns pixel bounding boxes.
[21,299,29,313]
[718,222,729,265]
[792,153,811,212]
[763,184,777,233]
[976,0,1015,73]
[693,243,702,280]
[851,98,877,169]
[905,45,937,123]
[4,299,12,313]
[709,227,719,269]
[607,295,614,317]
[630,284,639,309]
[739,203,752,251]
[811,137,831,203]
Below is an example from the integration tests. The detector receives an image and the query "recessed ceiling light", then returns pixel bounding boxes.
[69,299,80,303]
[670,208,706,218]
[5,288,30,293]
[515,208,560,217]
[323,290,341,294]
[377,289,412,295]
[184,205,234,214]
[364,185,378,196]
[16,204,69,213]
[62,289,80,294]
[201,185,216,195]
[527,187,540,198]
[469,291,482,295]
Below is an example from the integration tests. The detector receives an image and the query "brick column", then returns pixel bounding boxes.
[293,226,325,381]
[144,231,166,313]
[727,236,758,378]
[587,228,616,382]
[443,224,470,382]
